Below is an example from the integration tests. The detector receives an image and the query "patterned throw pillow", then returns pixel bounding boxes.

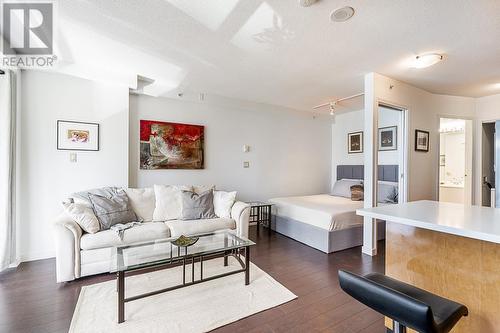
[350,185,364,201]
[88,189,138,230]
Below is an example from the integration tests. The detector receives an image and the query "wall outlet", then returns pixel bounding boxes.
[70,153,77,163]
[243,161,250,168]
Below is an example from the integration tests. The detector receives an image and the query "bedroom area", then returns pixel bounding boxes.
[269,100,406,254]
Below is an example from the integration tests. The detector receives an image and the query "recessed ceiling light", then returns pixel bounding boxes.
[412,53,444,69]
[330,6,355,22]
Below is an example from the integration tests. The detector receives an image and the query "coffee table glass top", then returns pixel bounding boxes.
[110,230,254,273]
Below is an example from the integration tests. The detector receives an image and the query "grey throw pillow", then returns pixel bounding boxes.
[88,189,138,230]
[180,190,217,220]
[71,186,120,206]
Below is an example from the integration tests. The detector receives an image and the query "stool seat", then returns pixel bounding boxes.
[338,270,468,333]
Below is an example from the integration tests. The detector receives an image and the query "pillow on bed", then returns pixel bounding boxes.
[350,185,364,201]
[331,179,363,198]
[377,182,398,203]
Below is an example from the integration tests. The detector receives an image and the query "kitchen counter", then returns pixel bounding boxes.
[357,200,500,333]
[357,200,500,244]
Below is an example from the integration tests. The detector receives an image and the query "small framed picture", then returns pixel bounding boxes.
[57,120,99,151]
[348,131,363,154]
[378,126,397,151]
[415,129,430,152]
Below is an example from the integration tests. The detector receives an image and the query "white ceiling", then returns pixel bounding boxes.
[56,0,500,111]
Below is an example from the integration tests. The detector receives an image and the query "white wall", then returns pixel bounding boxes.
[129,94,332,201]
[19,71,129,261]
[331,107,402,182]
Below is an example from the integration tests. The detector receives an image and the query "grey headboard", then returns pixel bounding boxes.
[336,165,399,182]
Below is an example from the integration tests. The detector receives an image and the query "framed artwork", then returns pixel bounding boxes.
[140,120,204,169]
[378,126,397,151]
[415,129,430,152]
[348,131,363,154]
[57,120,99,151]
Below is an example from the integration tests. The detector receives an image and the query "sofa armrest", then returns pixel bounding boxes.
[231,201,250,238]
[53,213,83,282]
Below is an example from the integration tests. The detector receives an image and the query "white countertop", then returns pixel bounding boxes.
[357,200,500,244]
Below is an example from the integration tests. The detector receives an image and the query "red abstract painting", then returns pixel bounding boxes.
[140,120,204,169]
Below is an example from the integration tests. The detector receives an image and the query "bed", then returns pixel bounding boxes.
[269,165,398,253]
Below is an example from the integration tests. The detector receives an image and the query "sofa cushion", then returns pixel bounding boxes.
[125,187,155,222]
[153,185,192,221]
[80,222,170,250]
[62,201,101,234]
[165,218,236,237]
[180,190,217,220]
[213,190,237,218]
[88,190,138,230]
[70,187,120,208]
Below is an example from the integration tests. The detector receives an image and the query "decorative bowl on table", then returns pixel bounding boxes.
[172,235,199,247]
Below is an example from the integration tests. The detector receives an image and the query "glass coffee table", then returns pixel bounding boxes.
[110,230,255,323]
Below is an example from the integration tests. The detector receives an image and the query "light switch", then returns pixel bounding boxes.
[70,153,77,163]
[243,145,250,153]
[243,161,250,168]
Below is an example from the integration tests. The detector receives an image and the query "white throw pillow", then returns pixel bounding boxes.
[331,179,363,198]
[125,187,156,222]
[153,185,193,221]
[213,191,237,218]
[62,201,100,234]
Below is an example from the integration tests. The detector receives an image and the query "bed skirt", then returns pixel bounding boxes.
[271,215,386,253]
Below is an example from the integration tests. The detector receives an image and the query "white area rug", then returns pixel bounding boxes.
[69,257,297,333]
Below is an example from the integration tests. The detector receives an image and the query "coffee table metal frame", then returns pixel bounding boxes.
[112,231,253,323]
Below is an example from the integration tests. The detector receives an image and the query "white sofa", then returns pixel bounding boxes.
[53,188,250,283]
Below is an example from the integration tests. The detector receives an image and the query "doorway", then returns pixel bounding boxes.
[438,118,473,205]
[481,122,495,207]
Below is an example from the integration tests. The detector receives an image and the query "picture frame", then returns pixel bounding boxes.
[378,126,397,151]
[57,120,99,151]
[415,129,430,152]
[140,120,204,169]
[348,131,363,154]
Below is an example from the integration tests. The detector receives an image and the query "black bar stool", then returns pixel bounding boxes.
[338,270,468,333]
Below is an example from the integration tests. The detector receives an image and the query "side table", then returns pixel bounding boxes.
[246,201,273,235]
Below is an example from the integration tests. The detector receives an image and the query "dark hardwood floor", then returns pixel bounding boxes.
[0,227,386,333]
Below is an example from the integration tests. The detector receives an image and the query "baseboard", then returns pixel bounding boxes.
[19,251,55,263]
[361,246,377,256]
[8,259,21,268]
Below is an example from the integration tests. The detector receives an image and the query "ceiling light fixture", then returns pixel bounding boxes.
[412,53,444,69]
[329,102,336,116]
[330,6,355,22]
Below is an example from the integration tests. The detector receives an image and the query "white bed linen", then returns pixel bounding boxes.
[269,194,364,231]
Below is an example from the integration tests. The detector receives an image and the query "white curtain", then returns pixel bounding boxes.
[0,70,17,271]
